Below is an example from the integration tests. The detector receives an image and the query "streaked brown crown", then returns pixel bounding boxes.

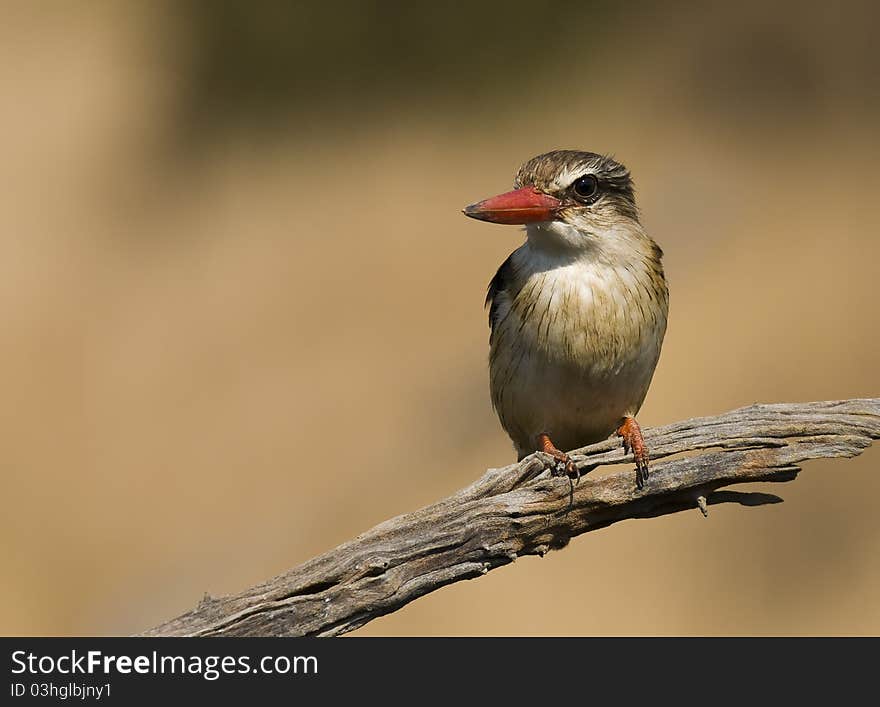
[514,149,639,222]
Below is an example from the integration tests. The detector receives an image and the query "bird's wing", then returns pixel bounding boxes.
[485,252,517,336]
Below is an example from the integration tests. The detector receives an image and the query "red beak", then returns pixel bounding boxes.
[463,186,561,225]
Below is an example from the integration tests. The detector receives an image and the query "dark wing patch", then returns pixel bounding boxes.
[486,253,517,336]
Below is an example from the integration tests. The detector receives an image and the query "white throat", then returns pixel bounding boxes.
[525,221,588,253]
[525,219,655,265]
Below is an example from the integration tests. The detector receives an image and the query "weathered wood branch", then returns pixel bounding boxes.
[143,398,880,637]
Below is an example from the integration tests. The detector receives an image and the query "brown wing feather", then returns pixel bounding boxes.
[485,253,517,341]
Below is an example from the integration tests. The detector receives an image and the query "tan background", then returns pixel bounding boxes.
[1,1,878,636]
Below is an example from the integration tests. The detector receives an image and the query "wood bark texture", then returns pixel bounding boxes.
[142,398,880,637]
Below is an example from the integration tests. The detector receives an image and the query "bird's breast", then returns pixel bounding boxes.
[488,253,668,455]
[491,259,667,377]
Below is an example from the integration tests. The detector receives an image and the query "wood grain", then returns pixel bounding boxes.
[142,398,880,637]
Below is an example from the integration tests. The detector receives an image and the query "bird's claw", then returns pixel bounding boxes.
[634,451,649,489]
[617,416,650,489]
[549,455,580,482]
[537,433,580,482]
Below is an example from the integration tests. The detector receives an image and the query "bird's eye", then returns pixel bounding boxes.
[572,174,599,200]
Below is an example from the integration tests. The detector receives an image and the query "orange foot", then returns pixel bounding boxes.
[617,416,650,488]
[537,433,579,480]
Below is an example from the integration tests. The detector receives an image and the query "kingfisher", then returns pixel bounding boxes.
[464,150,668,486]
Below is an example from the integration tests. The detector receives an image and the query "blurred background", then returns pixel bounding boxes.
[1,0,878,636]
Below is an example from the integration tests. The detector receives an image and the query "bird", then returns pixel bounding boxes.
[463,150,668,486]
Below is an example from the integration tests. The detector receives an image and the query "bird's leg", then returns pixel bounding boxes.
[617,416,649,488]
[537,433,579,480]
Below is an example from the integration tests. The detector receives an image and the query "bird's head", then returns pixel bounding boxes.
[463,150,640,252]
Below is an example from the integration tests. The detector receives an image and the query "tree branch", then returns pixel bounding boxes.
[142,398,880,637]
